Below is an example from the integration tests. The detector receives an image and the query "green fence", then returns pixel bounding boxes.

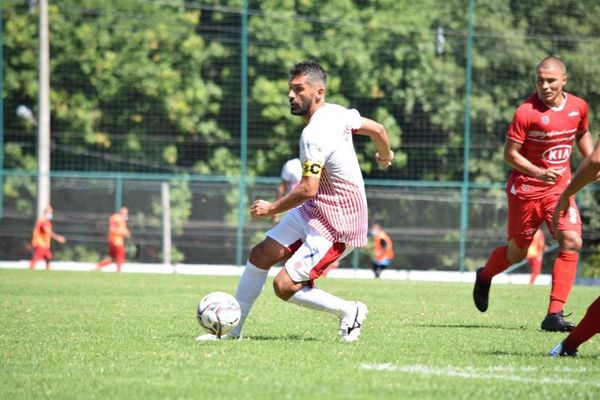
[3,1,600,276]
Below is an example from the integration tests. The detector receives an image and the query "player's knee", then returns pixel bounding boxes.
[560,235,582,252]
[272,277,293,301]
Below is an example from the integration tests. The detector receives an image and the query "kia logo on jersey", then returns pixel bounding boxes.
[543,145,572,164]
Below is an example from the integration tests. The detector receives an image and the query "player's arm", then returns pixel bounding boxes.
[49,230,66,244]
[354,117,394,168]
[275,180,288,201]
[553,139,600,230]
[504,139,563,184]
[251,169,320,218]
[575,129,593,158]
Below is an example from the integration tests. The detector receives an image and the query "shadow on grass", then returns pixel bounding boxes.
[189,334,318,342]
[413,323,528,331]
[239,334,318,342]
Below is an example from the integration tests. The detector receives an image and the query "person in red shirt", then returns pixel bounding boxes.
[549,135,600,356]
[370,224,394,278]
[472,56,593,332]
[29,206,66,270]
[97,207,131,272]
[527,229,546,285]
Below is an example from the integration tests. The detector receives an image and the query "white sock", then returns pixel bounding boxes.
[287,286,354,318]
[230,262,269,337]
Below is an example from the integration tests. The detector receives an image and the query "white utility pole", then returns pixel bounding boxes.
[37,0,51,217]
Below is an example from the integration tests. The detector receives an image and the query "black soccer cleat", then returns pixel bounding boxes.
[541,311,576,332]
[472,267,491,312]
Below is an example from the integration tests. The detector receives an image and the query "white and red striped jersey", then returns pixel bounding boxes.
[297,103,368,247]
[506,92,589,200]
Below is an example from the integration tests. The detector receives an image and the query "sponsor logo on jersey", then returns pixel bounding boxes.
[541,115,550,125]
[543,144,572,164]
[568,111,580,117]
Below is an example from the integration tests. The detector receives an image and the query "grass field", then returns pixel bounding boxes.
[1,269,599,399]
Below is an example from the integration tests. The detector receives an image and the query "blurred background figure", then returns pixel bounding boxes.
[370,223,394,278]
[29,206,66,270]
[276,158,302,200]
[527,228,546,285]
[97,207,131,272]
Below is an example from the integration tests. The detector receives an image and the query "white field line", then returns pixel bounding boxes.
[360,363,600,388]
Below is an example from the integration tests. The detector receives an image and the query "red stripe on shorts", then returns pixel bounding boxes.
[309,242,346,282]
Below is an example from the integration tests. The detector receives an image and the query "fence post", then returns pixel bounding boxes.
[235,0,249,267]
[162,182,172,266]
[114,174,122,211]
[0,2,4,219]
[459,0,475,273]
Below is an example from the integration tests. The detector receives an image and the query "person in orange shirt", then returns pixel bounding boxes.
[370,223,394,278]
[97,207,131,272]
[527,228,546,285]
[29,206,66,270]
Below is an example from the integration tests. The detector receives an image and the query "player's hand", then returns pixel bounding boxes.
[251,199,274,218]
[56,235,66,244]
[552,195,570,232]
[538,167,564,184]
[376,150,394,168]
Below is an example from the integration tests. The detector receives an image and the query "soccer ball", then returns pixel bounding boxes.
[196,291,241,337]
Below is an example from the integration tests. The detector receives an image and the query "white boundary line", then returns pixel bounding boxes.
[0,260,551,285]
[360,363,600,388]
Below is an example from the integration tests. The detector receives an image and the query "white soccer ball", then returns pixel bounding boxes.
[196,291,241,337]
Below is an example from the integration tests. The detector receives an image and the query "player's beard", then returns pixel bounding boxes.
[290,98,312,116]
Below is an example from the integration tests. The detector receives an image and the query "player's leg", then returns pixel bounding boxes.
[44,249,52,270]
[115,245,125,272]
[550,296,600,357]
[276,234,367,342]
[30,247,42,269]
[371,261,380,278]
[473,194,534,312]
[228,210,304,338]
[541,196,581,332]
[528,256,542,285]
[227,237,290,338]
[97,243,116,269]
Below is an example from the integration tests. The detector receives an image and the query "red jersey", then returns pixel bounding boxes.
[506,92,589,200]
[31,218,52,249]
[108,213,128,247]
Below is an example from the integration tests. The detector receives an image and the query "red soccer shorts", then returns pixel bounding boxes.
[32,246,52,261]
[507,192,581,249]
[108,243,126,264]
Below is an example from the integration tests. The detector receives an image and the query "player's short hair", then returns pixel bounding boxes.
[289,60,327,87]
[537,56,567,75]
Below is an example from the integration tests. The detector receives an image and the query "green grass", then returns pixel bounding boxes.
[1,269,599,400]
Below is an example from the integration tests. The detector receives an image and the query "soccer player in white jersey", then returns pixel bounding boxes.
[197,60,394,342]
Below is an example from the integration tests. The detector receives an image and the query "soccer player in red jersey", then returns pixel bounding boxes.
[472,56,594,332]
[550,134,600,355]
[29,206,66,270]
[97,207,131,272]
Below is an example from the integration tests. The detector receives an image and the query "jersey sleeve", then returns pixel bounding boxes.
[506,105,529,144]
[348,108,362,133]
[579,100,589,132]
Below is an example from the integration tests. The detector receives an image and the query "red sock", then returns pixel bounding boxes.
[479,246,510,283]
[563,296,600,352]
[548,251,579,314]
[97,258,113,268]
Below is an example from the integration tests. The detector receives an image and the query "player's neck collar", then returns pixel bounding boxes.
[539,92,567,111]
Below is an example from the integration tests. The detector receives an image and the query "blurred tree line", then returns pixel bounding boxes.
[3,0,600,271]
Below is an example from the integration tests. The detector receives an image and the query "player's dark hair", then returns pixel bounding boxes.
[289,60,327,86]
